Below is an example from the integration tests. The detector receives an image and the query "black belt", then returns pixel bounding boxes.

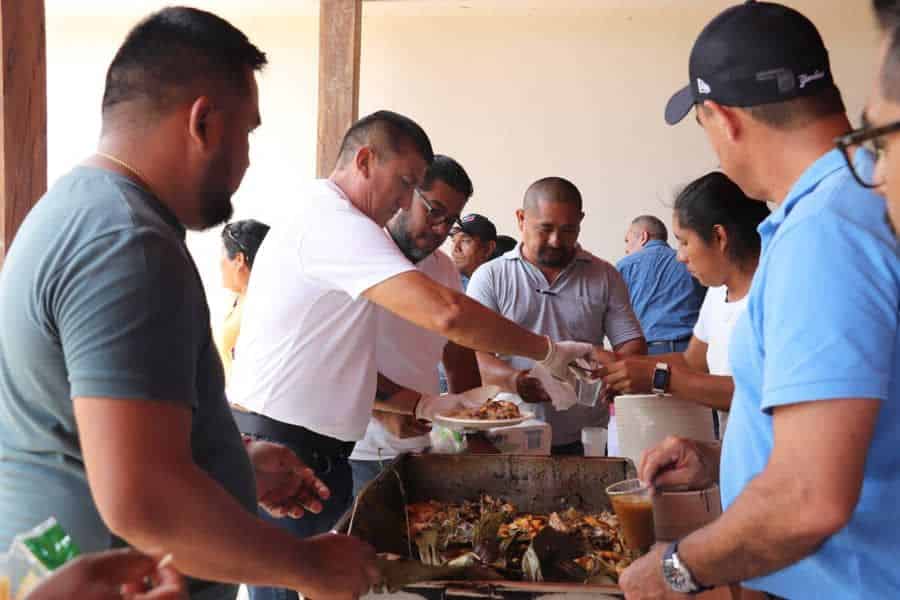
[232,410,355,459]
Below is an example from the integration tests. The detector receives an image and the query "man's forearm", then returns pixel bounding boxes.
[442,341,482,393]
[669,368,734,411]
[613,337,648,356]
[364,272,550,360]
[475,352,520,392]
[111,462,315,591]
[447,294,550,360]
[677,467,831,587]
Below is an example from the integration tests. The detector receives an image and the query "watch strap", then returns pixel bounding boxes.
[663,541,712,594]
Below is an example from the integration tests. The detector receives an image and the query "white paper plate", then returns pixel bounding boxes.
[433,410,534,431]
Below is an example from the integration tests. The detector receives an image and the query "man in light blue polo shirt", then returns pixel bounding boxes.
[617,215,705,354]
[618,3,900,599]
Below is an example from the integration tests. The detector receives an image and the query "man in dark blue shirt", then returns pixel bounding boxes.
[616,215,705,354]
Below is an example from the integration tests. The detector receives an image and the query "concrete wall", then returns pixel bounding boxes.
[45,1,880,325]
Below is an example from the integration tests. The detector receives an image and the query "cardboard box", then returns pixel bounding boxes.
[485,418,551,455]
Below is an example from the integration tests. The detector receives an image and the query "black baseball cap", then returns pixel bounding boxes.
[665,1,837,125]
[451,213,497,242]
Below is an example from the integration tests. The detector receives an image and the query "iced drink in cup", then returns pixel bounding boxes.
[606,478,655,555]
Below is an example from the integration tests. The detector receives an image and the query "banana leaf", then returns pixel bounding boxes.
[473,510,506,565]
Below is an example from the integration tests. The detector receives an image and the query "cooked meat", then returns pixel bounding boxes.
[404,496,633,583]
[450,399,521,420]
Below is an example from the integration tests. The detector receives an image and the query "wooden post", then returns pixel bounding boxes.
[0,0,47,266]
[316,0,361,178]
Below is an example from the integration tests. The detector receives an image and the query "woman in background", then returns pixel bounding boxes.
[602,172,770,438]
[217,219,270,382]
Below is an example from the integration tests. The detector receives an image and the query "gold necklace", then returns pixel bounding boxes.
[95,151,151,191]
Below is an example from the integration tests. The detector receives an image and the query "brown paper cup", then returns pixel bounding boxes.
[652,484,722,542]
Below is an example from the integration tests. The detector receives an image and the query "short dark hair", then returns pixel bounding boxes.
[741,86,846,130]
[222,219,270,268]
[491,235,517,259]
[523,177,583,212]
[874,0,900,30]
[336,110,434,168]
[632,215,668,243]
[673,172,770,265]
[102,7,266,122]
[422,154,473,198]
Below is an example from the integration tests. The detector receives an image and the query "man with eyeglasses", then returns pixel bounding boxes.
[229,113,597,600]
[349,155,484,495]
[847,0,900,234]
[466,177,647,455]
[618,2,900,599]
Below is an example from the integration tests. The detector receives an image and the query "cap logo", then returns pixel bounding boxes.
[697,78,711,95]
[798,70,825,89]
[756,68,795,94]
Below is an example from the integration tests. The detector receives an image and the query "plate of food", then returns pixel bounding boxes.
[434,399,533,430]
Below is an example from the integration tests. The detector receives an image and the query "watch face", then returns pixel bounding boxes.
[663,556,697,594]
[652,368,668,391]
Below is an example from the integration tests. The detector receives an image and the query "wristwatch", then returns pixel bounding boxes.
[662,541,711,594]
[651,362,670,394]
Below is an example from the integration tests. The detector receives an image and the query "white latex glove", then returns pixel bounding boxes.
[415,385,502,422]
[530,363,578,411]
[536,338,594,382]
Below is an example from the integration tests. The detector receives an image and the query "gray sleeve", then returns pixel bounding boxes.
[465,264,500,312]
[603,267,645,347]
[56,228,199,407]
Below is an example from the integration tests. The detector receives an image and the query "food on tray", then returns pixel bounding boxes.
[404,495,633,584]
[448,399,521,420]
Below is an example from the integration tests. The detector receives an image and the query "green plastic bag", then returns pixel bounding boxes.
[19,518,80,572]
[0,518,80,600]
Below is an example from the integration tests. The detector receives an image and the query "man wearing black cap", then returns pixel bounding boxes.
[450,213,497,290]
[621,2,900,599]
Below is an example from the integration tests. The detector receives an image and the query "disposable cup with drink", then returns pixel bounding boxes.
[605,478,656,555]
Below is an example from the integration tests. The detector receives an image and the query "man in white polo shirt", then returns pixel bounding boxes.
[467,177,647,455]
[349,155,483,495]
[230,112,593,600]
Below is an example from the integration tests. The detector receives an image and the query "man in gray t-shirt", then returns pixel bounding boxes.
[0,167,257,556]
[467,177,647,452]
[0,8,378,600]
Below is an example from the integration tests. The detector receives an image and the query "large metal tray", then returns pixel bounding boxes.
[336,454,635,599]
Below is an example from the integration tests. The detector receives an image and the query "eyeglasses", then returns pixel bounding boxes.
[413,187,464,228]
[835,119,900,189]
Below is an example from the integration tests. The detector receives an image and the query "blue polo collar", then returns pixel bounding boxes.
[759,148,846,241]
